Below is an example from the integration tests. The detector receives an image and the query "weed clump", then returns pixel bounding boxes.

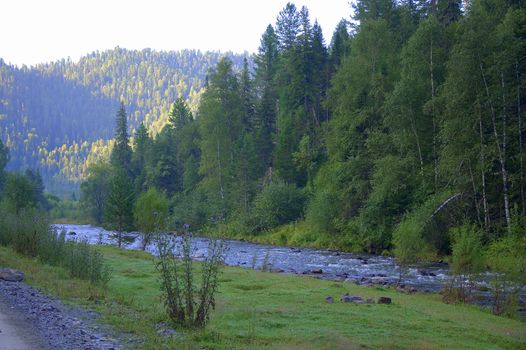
[156,231,226,328]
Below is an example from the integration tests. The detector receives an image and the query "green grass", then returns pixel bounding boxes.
[211,221,358,253]
[0,245,524,349]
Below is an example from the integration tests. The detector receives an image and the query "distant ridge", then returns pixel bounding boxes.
[0,48,246,196]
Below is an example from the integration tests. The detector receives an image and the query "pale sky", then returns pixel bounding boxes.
[1,0,352,66]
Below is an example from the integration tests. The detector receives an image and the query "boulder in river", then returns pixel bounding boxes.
[418,269,436,277]
[311,269,323,274]
[0,268,25,282]
[377,297,392,304]
[68,231,77,236]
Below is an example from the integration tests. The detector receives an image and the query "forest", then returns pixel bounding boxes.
[77,0,526,267]
[0,49,245,196]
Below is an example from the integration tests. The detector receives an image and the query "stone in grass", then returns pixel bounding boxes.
[325,296,334,303]
[377,297,392,304]
[340,293,364,303]
[0,268,25,282]
[155,322,177,338]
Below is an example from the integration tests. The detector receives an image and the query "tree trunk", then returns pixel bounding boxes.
[478,109,490,229]
[430,36,438,190]
[468,162,483,227]
[516,61,525,217]
[479,62,511,232]
[410,111,425,178]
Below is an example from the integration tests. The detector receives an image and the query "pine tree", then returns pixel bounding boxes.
[276,3,301,51]
[110,102,133,177]
[254,25,279,170]
[329,19,352,72]
[132,122,151,194]
[169,97,192,130]
[105,168,135,248]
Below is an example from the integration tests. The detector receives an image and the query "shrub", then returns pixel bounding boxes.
[305,189,338,234]
[2,173,37,214]
[249,179,306,232]
[134,188,169,249]
[443,224,484,303]
[393,215,428,282]
[156,233,225,328]
[486,234,526,316]
[0,206,110,286]
[171,190,209,231]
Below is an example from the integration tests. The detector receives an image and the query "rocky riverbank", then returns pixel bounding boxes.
[0,269,126,350]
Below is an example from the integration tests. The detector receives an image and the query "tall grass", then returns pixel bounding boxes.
[0,206,110,285]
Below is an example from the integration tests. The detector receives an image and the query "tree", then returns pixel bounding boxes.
[275,2,301,51]
[273,3,327,186]
[0,139,9,194]
[147,125,181,195]
[2,173,37,214]
[198,58,243,220]
[105,169,135,248]
[81,162,112,224]
[169,97,192,131]
[110,102,133,177]
[329,19,352,73]
[25,169,50,210]
[132,122,151,194]
[134,187,169,250]
[387,16,447,193]
[312,18,400,251]
[254,25,279,170]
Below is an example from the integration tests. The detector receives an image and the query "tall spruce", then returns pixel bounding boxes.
[110,102,133,177]
[254,25,279,170]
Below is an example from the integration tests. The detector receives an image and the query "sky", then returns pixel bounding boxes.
[1,0,353,67]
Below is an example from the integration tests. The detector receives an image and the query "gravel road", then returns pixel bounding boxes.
[0,279,124,350]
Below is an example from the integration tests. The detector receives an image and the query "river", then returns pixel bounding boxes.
[54,224,525,312]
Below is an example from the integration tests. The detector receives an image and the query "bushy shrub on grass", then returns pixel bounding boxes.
[156,232,225,328]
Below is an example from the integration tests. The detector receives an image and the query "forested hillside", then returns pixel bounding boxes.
[81,0,525,262]
[0,49,244,195]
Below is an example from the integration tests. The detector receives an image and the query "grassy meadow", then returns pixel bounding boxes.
[0,245,524,349]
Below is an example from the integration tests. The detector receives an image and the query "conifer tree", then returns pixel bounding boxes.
[132,122,151,194]
[105,168,135,248]
[254,25,279,170]
[110,102,133,177]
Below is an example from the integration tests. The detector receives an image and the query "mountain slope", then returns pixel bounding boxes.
[0,48,245,195]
